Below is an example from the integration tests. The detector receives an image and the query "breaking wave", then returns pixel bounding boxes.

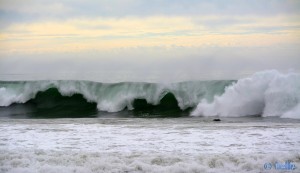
[1,70,299,119]
[0,80,232,117]
[191,70,300,119]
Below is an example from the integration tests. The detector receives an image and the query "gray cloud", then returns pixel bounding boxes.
[1,0,300,25]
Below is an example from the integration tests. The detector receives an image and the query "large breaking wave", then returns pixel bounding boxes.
[191,70,300,119]
[0,79,232,117]
[0,70,299,118]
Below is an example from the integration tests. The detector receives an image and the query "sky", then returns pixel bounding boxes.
[0,0,299,82]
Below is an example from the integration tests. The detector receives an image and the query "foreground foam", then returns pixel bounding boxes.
[191,70,300,119]
[0,118,299,173]
[1,150,299,173]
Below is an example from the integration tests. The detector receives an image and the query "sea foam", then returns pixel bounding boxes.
[1,118,299,173]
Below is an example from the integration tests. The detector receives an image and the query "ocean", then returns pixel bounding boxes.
[0,70,299,172]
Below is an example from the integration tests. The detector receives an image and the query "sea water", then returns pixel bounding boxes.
[0,70,300,172]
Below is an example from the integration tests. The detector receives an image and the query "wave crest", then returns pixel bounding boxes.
[0,80,231,114]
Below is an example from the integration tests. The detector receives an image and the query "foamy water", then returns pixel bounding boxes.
[0,118,299,173]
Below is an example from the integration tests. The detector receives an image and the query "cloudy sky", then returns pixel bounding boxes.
[0,0,299,82]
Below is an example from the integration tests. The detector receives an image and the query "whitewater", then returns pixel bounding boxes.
[1,118,300,173]
[192,70,300,119]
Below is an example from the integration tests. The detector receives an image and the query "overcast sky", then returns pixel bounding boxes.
[0,0,299,82]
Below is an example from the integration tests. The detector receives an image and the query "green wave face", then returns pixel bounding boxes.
[27,88,98,118]
[0,80,233,118]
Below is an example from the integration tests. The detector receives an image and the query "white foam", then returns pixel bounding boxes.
[191,70,300,119]
[0,118,299,173]
[1,150,298,173]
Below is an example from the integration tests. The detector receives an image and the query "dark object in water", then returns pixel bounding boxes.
[213,118,221,121]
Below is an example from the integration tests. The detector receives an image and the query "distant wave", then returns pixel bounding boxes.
[191,70,300,119]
